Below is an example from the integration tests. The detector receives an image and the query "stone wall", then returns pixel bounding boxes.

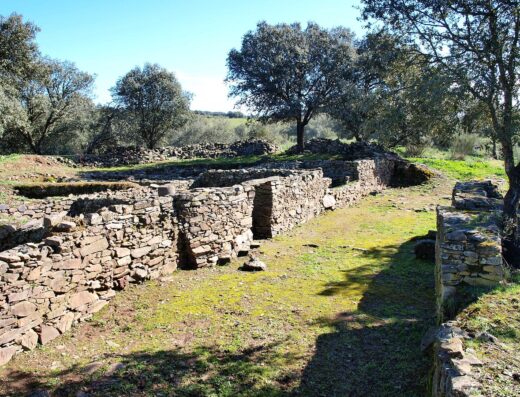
[0,188,178,365]
[174,184,256,268]
[75,139,278,167]
[428,323,483,397]
[0,155,420,365]
[431,180,508,397]
[435,181,507,323]
[330,158,395,208]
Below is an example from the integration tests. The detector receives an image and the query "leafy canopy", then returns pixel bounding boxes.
[112,63,191,149]
[227,22,356,150]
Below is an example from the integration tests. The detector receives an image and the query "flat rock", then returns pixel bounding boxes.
[241,257,267,271]
[40,325,60,345]
[11,301,37,317]
[69,291,98,309]
[20,329,39,350]
[0,346,18,366]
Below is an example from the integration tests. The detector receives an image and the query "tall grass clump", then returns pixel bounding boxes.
[450,134,479,159]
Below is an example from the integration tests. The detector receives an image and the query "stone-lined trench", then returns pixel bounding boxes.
[0,180,451,396]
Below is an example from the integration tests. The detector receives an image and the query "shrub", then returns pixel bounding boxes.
[450,134,479,160]
[15,182,139,198]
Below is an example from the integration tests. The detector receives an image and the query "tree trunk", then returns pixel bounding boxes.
[491,136,498,159]
[296,121,305,153]
[501,141,520,267]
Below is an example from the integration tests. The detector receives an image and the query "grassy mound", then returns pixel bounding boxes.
[15,181,139,198]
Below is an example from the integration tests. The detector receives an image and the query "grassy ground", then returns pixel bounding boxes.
[456,277,520,397]
[407,157,506,181]
[0,180,451,396]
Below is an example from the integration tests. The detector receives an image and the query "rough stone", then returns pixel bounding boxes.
[20,329,38,350]
[39,325,60,345]
[241,257,267,271]
[11,301,37,317]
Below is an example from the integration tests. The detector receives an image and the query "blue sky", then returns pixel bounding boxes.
[1,1,364,111]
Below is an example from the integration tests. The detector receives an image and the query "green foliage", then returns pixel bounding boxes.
[227,22,356,150]
[112,63,191,149]
[0,14,94,155]
[450,134,479,160]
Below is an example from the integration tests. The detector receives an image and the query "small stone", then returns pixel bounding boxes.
[68,291,98,309]
[322,194,336,209]
[20,329,39,350]
[84,213,102,225]
[54,221,76,232]
[241,257,267,271]
[131,247,152,259]
[158,184,176,196]
[446,230,467,242]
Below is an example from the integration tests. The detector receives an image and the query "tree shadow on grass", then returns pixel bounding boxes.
[294,240,436,396]
[2,342,297,397]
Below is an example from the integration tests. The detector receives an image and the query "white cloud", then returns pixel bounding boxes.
[176,71,239,112]
[92,71,242,113]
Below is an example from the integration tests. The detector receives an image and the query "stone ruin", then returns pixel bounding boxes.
[431,180,510,397]
[69,139,278,167]
[435,180,508,322]
[0,146,429,366]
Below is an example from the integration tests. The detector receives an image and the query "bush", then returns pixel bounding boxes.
[15,182,139,198]
[404,138,433,157]
[450,134,479,160]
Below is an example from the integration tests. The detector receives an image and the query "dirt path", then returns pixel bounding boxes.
[0,179,452,397]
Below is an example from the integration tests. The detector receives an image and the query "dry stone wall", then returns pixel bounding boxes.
[75,139,277,167]
[0,188,178,365]
[175,184,256,268]
[432,180,509,397]
[436,181,507,323]
[0,154,424,365]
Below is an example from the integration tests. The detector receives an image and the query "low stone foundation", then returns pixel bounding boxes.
[436,181,507,322]
[0,188,178,365]
[1,155,429,366]
[432,180,510,397]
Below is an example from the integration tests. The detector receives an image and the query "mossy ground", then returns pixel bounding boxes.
[456,278,520,397]
[0,179,452,396]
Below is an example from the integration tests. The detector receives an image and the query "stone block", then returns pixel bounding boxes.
[11,301,37,317]
[80,238,109,257]
[68,291,98,310]
[19,329,38,350]
[0,346,18,366]
[40,325,60,345]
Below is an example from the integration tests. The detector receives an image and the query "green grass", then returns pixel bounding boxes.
[0,154,21,164]
[408,157,506,181]
[0,181,449,396]
[457,276,520,397]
